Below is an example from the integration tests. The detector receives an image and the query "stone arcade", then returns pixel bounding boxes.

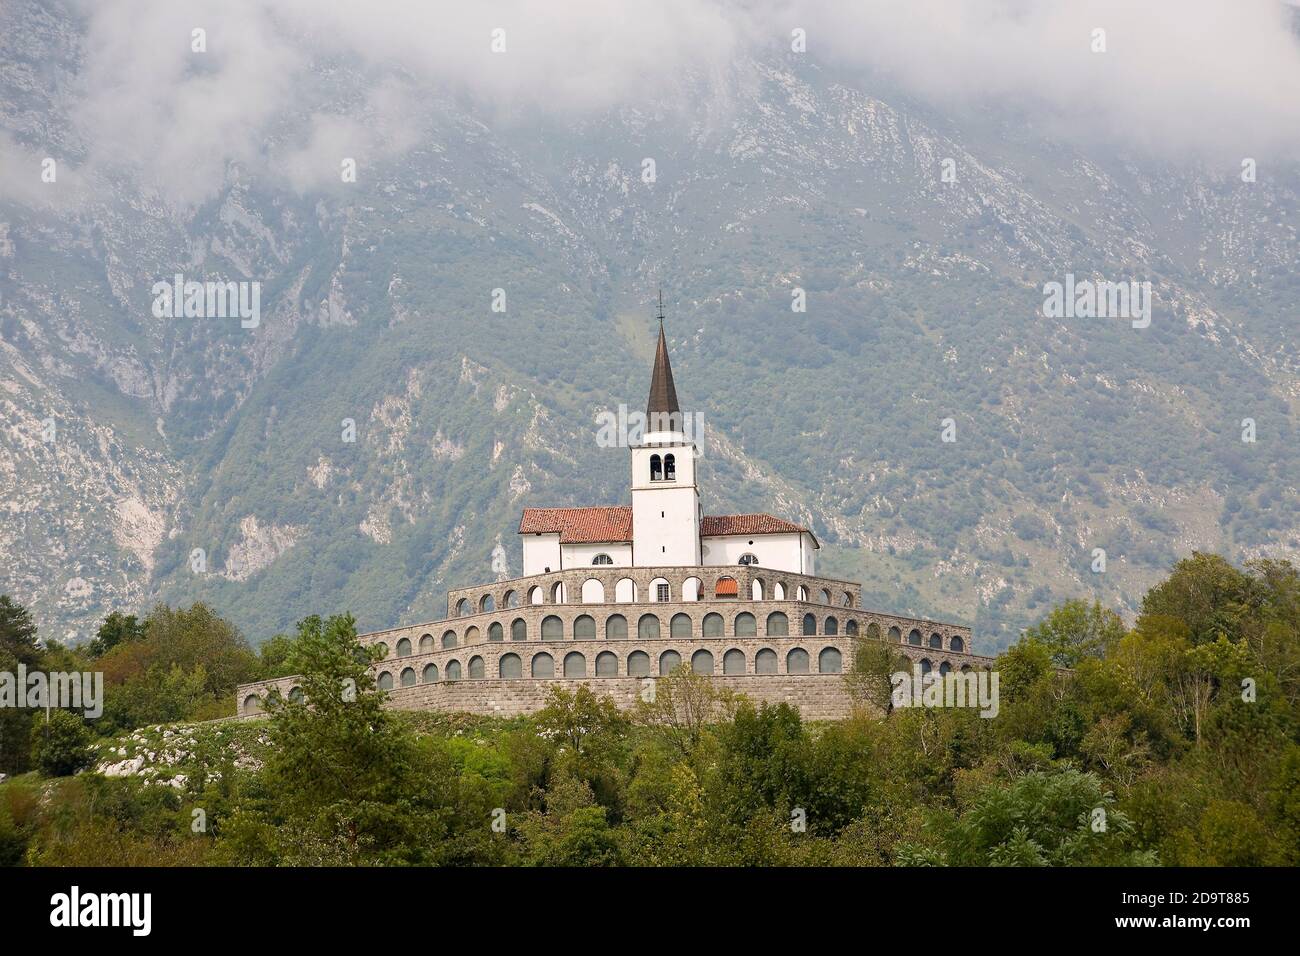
[237,312,994,719]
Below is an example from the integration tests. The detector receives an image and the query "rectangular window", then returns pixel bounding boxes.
[657,583,669,602]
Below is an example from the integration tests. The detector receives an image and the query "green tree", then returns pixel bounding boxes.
[88,612,145,658]
[1023,599,1125,668]
[30,710,95,777]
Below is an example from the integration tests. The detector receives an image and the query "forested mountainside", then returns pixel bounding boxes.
[2,0,1297,650]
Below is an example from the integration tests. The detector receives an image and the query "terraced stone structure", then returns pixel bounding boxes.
[237,312,992,719]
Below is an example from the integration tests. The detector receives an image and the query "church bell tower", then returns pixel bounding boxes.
[631,295,701,567]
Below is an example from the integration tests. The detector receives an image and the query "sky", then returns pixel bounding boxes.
[5,0,1300,205]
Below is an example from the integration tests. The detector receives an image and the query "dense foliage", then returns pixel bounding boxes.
[0,551,1296,866]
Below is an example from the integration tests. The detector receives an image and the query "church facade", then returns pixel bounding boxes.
[236,318,993,720]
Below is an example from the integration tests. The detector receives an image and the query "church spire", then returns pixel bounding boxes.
[646,291,681,426]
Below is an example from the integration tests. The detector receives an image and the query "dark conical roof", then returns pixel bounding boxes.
[646,316,681,422]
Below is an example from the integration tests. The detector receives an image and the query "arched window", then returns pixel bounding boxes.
[797,585,808,602]
[581,578,605,603]
[960,664,972,674]
[824,616,838,636]
[715,576,738,598]
[446,660,462,680]
[423,663,439,683]
[563,652,587,678]
[371,641,388,660]
[419,633,435,653]
[396,637,412,657]
[243,694,262,715]
[480,594,495,613]
[755,648,778,674]
[650,577,670,602]
[773,582,786,600]
[488,622,503,642]
[592,553,613,565]
[542,615,563,640]
[819,648,842,674]
[499,654,522,679]
[888,625,901,642]
[723,649,746,675]
[738,553,759,566]
[734,612,757,637]
[574,615,596,640]
[400,667,416,687]
[751,578,765,600]
[766,612,789,636]
[845,620,858,636]
[606,614,628,640]
[908,629,922,647]
[664,454,676,480]
[289,686,304,704]
[503,589,518,608]
[455,598,470,616]
[802,613,817,636]
[919,658,932,676]
[627,650,651,677]
[511,618,527,641]
[465,626,479,644]
[702,613,724,638]
[377,672,394,691]
[638,614,661,640]
[787,648,810,674]
[659,650,682,675]
[820,588,832,605]
[596,651,618,677]
[469,656,485,679]
[529,586,544,605]
[531,653,554,678]
[551,581,565,604]
[939,661,951,677]
[867,622,881,641]
[929,632,943,649]
[683,577,702,601]
[615,578,637,602]
[951,635,965,653]
[842,592,854,608]
[442,630,457,649]
[650,454,663,481]
[691,649,714,675]
[670,613,692,638]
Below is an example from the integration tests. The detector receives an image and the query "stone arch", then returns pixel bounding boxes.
[682,577,702,601]
[423,663,439,683]
[638,614,661,640]
[723,648,746,675]
[951,635,965,653]
[511,618,527,641]
[670,613,692,638]
[615,578,637,602]
[465,626,480,644]
[627,650,651,677]
[919,658,932,675]
[929,632,943,649]
[242,694,262,715]
[702,612,724,638]
[480,593,495,613]
[372,641,388,659]
[819,647,842,674]
[755,648,778,675]
[650,452,662,481]
[503,589,518,608]
[751,578,765,600]
[469,656,485,679]
[400,666,417,687]
[606,614,628,641]
[499,653,522,679]
[289,686,304,704]
[802,613,817,636]
[867,622,882,641]
[960,664,972,674]
[820,588,832,605]
[824,616,839,636]
[773,581,786,600]
[542,615,564,640]
[715,575,738,598]
[659,650,682,675]
[574,614,597,640]
[419,633,435,653]
[377,672,394,691]
[787,648,810,674]
[888,625,902,642]
[766,611,789,636]
[442,629,458,649]
[845,620,858,636]
[455,598,470,616]
[939,661,952,677]
[446,659,462,680]
[563,652,587,678]
[581,578,605,604]
[691,649,714,675]
[797,585,809,602]
[649,577,670,602]
[531,653,554,678]
[734,612,757,637]
[842,592,855,608]
[488,622,503,642]
[529,585,544,605]
[908,628,922,647]
[551,581,565,604]
[396,637,412,657]
[596,651,618,677]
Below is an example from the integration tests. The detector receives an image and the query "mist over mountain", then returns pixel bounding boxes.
[2,0,1298,651]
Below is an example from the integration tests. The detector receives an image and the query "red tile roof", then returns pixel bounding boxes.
[518,506,633,544]
[701,513,810,538]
